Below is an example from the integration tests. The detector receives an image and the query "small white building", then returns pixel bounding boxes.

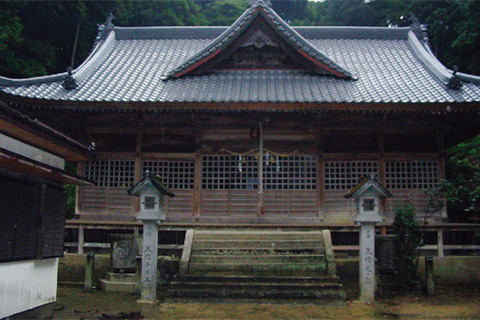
[0,102,94,318]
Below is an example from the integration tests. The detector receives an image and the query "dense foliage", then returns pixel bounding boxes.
[441,135,480,214]
[0,0,479,78]
[393,205,422,291]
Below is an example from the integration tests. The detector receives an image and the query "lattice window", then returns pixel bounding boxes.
[230,155,259,190]
[264,155,317,190]
[202,155,317,190]
[324,161,379,190]
[142,160,194,189]
[386,161,439,189]
[84,160,135,188]
[202,155,258,190]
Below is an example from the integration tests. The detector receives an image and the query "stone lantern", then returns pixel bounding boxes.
[345,175,392,303]
[128,171,175,302]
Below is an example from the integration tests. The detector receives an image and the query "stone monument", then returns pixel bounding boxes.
[345,175,392,303]
[128,171,175,302]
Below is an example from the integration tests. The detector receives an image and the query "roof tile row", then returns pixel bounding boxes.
[1,26,480,106]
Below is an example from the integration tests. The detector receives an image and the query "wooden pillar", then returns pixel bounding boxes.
[76,162,85,215]
[134,128,143,213]
[378,127,387,226]
[318,157,325,220]
[316,129,325,220]
[257,121,264,216]
[193,153,202,218]
[437,128,448,219]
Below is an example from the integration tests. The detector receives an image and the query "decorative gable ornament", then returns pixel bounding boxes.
[62,67,77,90]
[128,171,175,221]
[166,0,355,79]
[345,175,393,224]
[447,65,463,90]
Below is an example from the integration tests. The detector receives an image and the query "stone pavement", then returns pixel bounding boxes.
[53,285,480,319]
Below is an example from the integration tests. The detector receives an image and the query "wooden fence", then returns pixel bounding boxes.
[64,220,480,258]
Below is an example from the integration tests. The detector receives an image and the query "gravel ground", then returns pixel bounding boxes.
[53,284,480,320]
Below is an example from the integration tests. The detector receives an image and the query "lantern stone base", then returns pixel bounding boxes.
[136,299,160,305]
[100,272,136,293]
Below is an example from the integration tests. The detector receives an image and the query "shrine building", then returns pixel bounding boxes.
[2,0,480,226]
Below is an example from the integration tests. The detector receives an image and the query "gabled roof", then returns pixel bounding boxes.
[128,171,175,198]
[167,0,353,79]
[345,176,393,199]
[1,4,480,110]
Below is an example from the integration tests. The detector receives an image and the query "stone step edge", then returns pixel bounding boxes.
[170,281,343,289]
[99,279,136,286]
[168,289,346,300]
[189,262,327,266]
[190,254,326,260]
[195,231,326,235]
[164,297,347,306]
[176,275,339,282]
[194,239,324,243]
[104,272,136,281]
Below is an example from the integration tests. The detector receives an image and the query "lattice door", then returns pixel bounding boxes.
[201,155,318,217]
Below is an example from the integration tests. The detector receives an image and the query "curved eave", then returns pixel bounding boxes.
[3,94,480,114]
[409,31,480,85]
[0,29,115,88]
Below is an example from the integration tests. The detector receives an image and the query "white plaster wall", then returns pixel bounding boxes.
[0,133,65,169]
[0,258,58,318]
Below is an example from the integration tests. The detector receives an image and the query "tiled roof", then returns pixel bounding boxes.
[167,0,354,79]
[1,17,480,108]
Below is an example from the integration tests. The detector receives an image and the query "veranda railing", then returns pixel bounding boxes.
[64,220,480,258]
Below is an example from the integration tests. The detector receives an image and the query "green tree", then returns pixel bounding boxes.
[393,205,422,292]
[271,0,308,23]
[114,0,206,27]
[0,1,49,77]
[1,0,480,77]
[442,134,480,213]
[202,0,247,26]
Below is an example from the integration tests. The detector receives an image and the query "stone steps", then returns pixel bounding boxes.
[188,262,329,273]
[190,253,326,264]
[169,229,345,304]
[169,288,346,301]
[176,274,340,283]
[192,239,325,250]
[172,280,342,291]
[193,231,325,241]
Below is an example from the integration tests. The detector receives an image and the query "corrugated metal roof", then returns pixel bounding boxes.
[1,17,480,107]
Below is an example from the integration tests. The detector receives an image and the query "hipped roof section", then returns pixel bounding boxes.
[1,3,480,107]
[166,0,354,80]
